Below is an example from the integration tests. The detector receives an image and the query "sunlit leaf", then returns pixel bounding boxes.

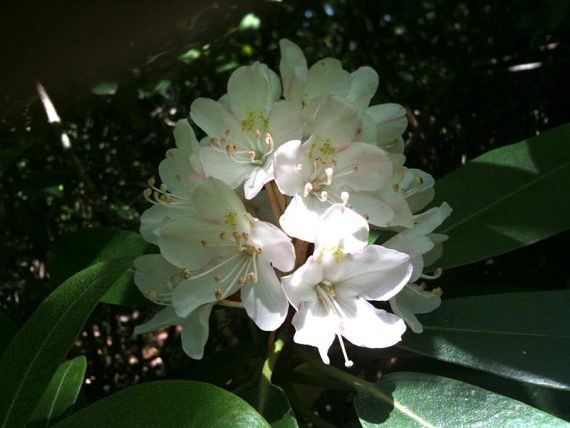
[354,372,567,427]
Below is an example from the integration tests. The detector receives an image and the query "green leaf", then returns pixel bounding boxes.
[242,382,298,428]
[354,372,567,427]
[48,227,154,305]
[432,123,570,268]
[29,356,87,428]
[0,312,16,358]
[53,380,269,427]
[0,258,133,428]
[91,81,118,96]
[399,291,570,390]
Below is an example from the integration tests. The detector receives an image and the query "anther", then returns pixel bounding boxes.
[341,191,350,205]
[320,191,328,201]
[238,277,245,286]
[181,269,192,279]
[225,129,231,136]
[416,176,424,185]
[147,177,156,186]
[253,129,261,138]
[248,151,256,160]
[325,167,334,185]
[219,232,226,240]
[159,183,168,192]
[247,272,257,282]
[241,232,249,240]
[304,182,313,197]
[363,213,370,220]
[265,133,274,147]
[392,183,400,192]
[214,288,223,300]
[215,273,223,283]
[420,267,443,280]
[210,137,218,146]
[352,165,359,172]
[200,240,207,247]
[433,287,443,297]
[143,188,152,198]
[294,163,303,171]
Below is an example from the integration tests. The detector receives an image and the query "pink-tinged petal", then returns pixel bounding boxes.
[190,98,243,138]
[281,257,324,309]
[191,178,247,225]
[268,101,303,147]
[250,220,295,272]
[346,192,395,228]
[228,62,277,123]
[279,194,328,242]
[173,119,200,154]
[134,306,180,335]
[389,284,441,333]
[140,204,196,245]
[337,297,406,348]
[243,164,273,200]
[347,66,379,114]
[180,303,214,359]
[334,142,393,191]
[273,140,308,196]
[312,96,359,147]
[315,204,369,256]
[291,299,337,365]
[279,39,307,103]
[331,245,411,301]
[198,146,252,190]
[241,260,288,331]
[305,59,351,101]
[159,218,235,269]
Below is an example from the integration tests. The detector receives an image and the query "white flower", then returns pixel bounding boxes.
[281,204,412,366]
[360,103,408,154]
[133,254,213,359]
[389,284,441,334]
[140,119,205,245]
[157,178,295,331]
[383,202,453,282]
[279,39,379,138]
[273,97,395,242]
[191,62,302,199]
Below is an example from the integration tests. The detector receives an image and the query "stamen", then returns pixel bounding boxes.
[325,167,334,185]
[304,182,313,197]
[200,240,207,247]
[319,191,329,202]
[247,272,257,281]
[433,287,443,297]
[294,163,303,172]
[420,267,443,280]
[337,334,354,368]
[219,232,225,240]
[341,191,350,205]
[181,269,192,279]
[253,129,261,138]
[214,288,223,300]
[265,133,274,148]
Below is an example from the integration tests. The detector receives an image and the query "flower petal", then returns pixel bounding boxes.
[191,178,248,225]
[190,98,243,139]
[134,306,180,335]
[134,254,182,298]
[180,303,214,359]
[346,192,395,227]
[268,101,303,147]
[243,163,273,200]
[315,204,369,256]
[389,284,441,333]
[331,245,411,301]
[173,119,200,154]
[279,194,327,242]
[241,260,288,331]
[140,204,195,245]
[305,58,351,101]
[347,66,379,114]
[273,140,308,196]
[366,103,408,145]
[337,297,406,348]
[198,146,252,190]
[292,299,337,365]
[281,257,324,309]
[250,220,295,272]
[334,142,393,191]
[312,96,359,147]
[279,39,307,103]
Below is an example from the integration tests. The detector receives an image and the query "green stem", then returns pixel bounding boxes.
[254,335,286,416]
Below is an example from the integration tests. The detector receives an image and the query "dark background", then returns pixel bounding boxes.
[1,1,569,425]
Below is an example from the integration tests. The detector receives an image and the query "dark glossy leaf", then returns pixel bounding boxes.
[399,291,570,390]
[0,312,16,358]
[0,258,133,428]
[53,380,269,428]
[242,382,298,428]
[29,356,87,428]
[48,227,154,305]
[432,124,570,268]
[354,372,567,427]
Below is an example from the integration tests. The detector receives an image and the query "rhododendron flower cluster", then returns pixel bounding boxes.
[135,39,452,366]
